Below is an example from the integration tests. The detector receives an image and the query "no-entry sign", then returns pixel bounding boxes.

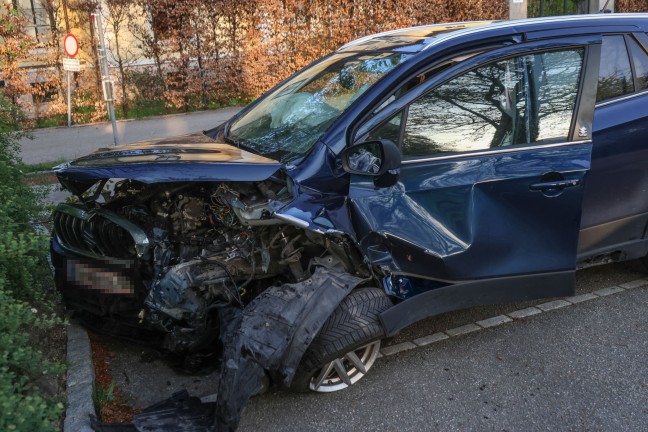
[63,33,79,129]
[63,34,79,58]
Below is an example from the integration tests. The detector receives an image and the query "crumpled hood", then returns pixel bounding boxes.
[55,133,282,195]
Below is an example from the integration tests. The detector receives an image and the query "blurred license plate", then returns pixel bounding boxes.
[66,260,134,295]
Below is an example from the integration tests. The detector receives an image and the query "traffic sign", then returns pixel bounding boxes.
[63,58,81,72]
[102,80,115,101]
[63,34,79,58]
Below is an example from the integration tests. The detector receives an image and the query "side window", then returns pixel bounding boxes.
[597,36,634,101]
[394,49,583,158]
[627,37,648,92]
[366,113,402,143]
[372,52,482,113]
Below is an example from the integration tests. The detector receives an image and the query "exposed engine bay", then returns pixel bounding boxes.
[51,139,391,430]
[53,173,371,366]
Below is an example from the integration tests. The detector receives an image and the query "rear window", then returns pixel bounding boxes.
[627,37,648,92]
[597,35,634,101]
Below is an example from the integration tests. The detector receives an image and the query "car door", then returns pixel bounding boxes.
[578,32,648,261]
[349,37,601,304]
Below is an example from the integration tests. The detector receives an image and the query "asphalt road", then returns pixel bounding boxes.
[102,260,648,431]
[239,284,648,432]
[19,107,242,164]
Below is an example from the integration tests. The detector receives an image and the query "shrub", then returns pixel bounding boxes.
[616,0,648,12]
[0,92,65,431]
[128,68,166,106]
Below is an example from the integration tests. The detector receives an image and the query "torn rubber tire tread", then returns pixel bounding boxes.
[291,287,393,392]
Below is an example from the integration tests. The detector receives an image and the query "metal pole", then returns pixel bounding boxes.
[67,70,71,127]
[93,12,119,146]
[590,0,614,13]
[509,0,528,20]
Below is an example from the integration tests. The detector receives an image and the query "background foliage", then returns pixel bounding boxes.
[8,0,511,123]
[617,0,648,12]
[6,1,647,124]
[0,94,65,431]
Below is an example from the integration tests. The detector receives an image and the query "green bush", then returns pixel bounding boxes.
[0,92,65,431]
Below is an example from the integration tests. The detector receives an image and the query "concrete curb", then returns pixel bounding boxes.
[64,324,96,432]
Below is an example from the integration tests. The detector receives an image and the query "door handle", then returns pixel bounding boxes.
[529,179,580,191]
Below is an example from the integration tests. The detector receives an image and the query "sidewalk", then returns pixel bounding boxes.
[19,107,243,165]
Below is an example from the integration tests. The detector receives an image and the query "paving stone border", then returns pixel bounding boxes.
[476,315,512,328]
[379,278,648,358]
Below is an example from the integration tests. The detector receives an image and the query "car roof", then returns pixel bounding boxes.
[338,13,648,53]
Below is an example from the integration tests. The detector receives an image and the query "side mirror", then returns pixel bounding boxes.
[341,139,401,177]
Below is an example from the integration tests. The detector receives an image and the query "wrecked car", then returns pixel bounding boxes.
[53,14,648,429]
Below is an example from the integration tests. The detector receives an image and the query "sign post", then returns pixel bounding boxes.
[63,34,79,128]
[92,12,119,146]
[509,0,527,20]
[589,0,614,13]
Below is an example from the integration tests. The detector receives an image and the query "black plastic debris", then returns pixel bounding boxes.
[90,419,137,432]
[213,307,266,432]
[215,267,361,430]
[91,390,215,432]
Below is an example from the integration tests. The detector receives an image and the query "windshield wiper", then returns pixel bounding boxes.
[224,135,262,157]
[223,135,239,147]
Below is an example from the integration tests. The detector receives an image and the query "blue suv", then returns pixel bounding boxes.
[51,14,648,428]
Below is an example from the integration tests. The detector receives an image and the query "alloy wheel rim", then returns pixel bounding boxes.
[309,340,381,392]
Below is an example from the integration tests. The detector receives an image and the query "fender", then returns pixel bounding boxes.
[215,266,362,430]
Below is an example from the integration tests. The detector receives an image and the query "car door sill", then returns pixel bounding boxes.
[380,270,574,337]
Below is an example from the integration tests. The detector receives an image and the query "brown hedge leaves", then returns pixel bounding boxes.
[96,0,509,111]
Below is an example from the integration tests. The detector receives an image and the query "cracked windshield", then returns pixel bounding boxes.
[227,52,412,163]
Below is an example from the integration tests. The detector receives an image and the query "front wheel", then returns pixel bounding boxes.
[290,287,392,392]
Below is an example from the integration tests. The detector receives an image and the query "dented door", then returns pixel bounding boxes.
[350,38,600,295]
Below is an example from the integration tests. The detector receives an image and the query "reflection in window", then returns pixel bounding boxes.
[401,49,584,157]
[367,113,401,143]
[374,63,461,113]
[627,37,648,92]
[597,36,634,101]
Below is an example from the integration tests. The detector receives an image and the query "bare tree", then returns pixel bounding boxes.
[103,0,138,117]
[128,0,167,92]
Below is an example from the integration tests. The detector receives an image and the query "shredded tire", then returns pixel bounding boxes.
[290,287,393,392]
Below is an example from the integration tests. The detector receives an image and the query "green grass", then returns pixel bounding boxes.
[92,382,116,407]
[35,106,103,128]
[36,114,67,128]
[18,158,67,173]
[114,100,173,119]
